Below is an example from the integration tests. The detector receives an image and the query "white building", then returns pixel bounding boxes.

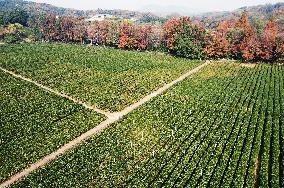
[86,14,115,22]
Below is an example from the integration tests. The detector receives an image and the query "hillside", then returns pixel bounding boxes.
[0,0,160,21]
[194,2,284,28]
[1,0,284,26]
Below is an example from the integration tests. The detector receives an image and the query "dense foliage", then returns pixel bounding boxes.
[1,23,27,44]
[0,43,201,112]
[0,9,29,43]
[0,7,283,62]
[26,12,284,62]
[0,8,29,26]
[12,62,283,187]
[0,2,283,64]
[0,72,104,183]
[163,17,205,59]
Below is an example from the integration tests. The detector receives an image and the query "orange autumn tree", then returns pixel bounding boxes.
[276,26,284,61]
[256,17,278,62]
[118,21,136,49]
[60,15,75,42]
[204,30,229,59]
[227,12,257,61]
[88,20,119,46]
[204,20,234,59]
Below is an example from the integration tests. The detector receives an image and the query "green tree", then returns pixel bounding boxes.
[163,17,205,59]
[3,23,26,43]
[0,9,29,26]
[251,17,265,36]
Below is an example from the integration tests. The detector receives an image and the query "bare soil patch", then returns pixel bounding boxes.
[240,63,257,68]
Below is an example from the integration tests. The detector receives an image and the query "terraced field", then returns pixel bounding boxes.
[0,43,201,112]
[4,61,282,187]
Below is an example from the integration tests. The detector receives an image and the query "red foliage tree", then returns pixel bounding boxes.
[276,26,284,61]
[88,20,110,45]
[73,17,87,43]
[227,12,257,61]
[256,17,278,62]
[163,18,179,50]
[45,14,58,41]
[217,20,235,32]
[163,17,191,50]
[60,15,75,42]
[118,21,135,49]
[134,24,154,50]
[204,30,229,59]
[204,20,235,59]
[87,20,119,46]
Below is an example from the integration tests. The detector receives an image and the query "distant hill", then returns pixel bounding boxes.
[139,4,202,17]
[0,0,161,21]
[0,0,85,16]
[194,2,284,28]
[1,0,284,27]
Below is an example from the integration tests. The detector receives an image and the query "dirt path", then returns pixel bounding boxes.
[0,60,211,188]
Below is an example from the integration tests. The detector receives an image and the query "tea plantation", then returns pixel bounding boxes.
[0,43,201,112]
[0,44,283,187]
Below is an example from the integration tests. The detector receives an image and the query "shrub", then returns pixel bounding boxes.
[3,23,26,43]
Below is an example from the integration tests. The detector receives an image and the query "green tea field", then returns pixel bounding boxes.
[0,43,201,112]
[0,44,283,187]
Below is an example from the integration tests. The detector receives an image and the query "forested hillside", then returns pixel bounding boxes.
[194,2,284,29]
[1,0,283,25]
[0,0,160,21]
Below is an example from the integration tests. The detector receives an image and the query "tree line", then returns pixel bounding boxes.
[1,10,284,63]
